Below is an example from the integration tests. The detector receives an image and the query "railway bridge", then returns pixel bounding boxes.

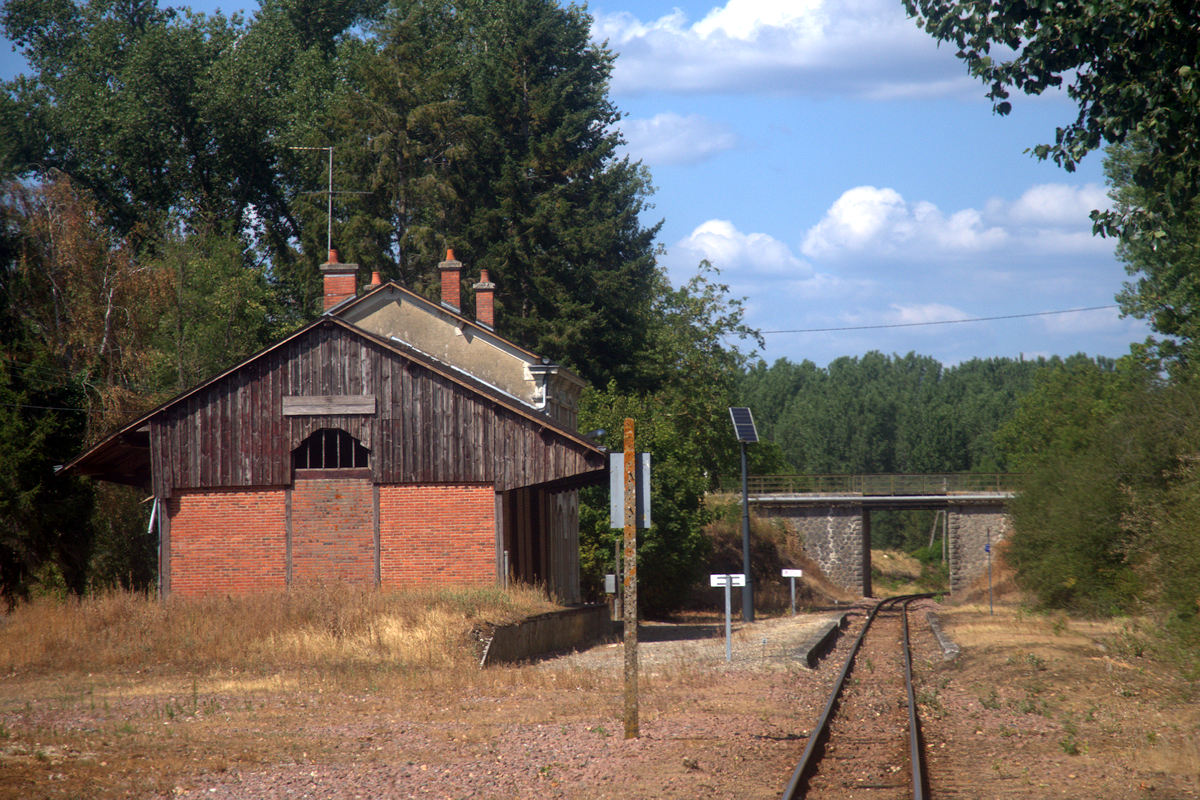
[743,473,1015,596]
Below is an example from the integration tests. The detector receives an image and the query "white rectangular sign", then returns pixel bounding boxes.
[710,573,746,588]
[782,568,804,578]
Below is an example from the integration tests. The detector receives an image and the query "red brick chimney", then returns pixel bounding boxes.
[439,249,462,311]
[473,270,496,330]
[320,249,358,311]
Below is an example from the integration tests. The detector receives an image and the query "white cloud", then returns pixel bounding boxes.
[619,113,738,165]
[801,186,1009,260]
[672,219,811,277]
[593,0,967,98]
[799,182,1119,264]
[983,183,1114,255]
[883,302,969,326]
[1040,305,1127,335]
[990,182,1111,227]
[691,0,825,41]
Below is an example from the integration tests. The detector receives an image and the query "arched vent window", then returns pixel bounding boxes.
[292,428,369,470]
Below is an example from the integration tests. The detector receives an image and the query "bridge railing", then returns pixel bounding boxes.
[722,473,1018,496]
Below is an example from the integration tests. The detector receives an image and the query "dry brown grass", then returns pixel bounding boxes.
[0,583,558,678]
[2,585,1198,799]
[923,598,1200,797]
[871,549,923,580]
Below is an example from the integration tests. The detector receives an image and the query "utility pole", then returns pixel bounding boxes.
[622,417,638,739]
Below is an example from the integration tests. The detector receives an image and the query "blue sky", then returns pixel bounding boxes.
[1,0,1153,367]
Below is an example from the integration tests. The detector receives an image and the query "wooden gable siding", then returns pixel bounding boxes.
[149,322,600,498]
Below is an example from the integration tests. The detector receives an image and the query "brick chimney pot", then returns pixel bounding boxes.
[439,249,462,311]
[320,249,359,311]
[473,269,496,329]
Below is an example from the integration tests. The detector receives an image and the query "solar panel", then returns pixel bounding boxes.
[729,407,758,443]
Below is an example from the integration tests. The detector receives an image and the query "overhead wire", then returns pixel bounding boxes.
[761,305,1119,334]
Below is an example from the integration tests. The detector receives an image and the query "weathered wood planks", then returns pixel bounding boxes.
[149,320,602,498]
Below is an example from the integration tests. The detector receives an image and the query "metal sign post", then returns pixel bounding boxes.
[986,527,993,616]
[711,574,746,662]
[782,568,803,616]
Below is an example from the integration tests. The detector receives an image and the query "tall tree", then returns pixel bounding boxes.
[149,226,278,391]
[0,177,162,599]
[997,355,1180,615]
[1,0,378,307]
[750,352,1045,474]
[0,178,169,435]
[578,264,762,612]
[455,0,659,386]
[322,0,480,290]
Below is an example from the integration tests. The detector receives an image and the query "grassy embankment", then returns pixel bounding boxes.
[1,583,559,677]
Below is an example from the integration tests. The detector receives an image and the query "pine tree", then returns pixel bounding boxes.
[455,0,659,386]
[322,0,481,290]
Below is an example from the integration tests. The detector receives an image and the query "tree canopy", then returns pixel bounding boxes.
[743,351,1046,475]
[578,264,767,613]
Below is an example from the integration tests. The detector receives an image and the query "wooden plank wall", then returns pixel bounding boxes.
[501,486,582,604]
[149,322,603,498]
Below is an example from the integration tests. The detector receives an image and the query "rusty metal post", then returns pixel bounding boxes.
[622,418,638,739]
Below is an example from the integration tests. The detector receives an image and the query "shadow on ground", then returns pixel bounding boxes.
[637,622,724,643]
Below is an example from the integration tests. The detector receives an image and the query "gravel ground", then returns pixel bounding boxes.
[5,601,1195,800]
[157,609,853,800]
[543,609,850,671]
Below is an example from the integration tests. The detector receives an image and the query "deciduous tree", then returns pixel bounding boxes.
[578,264,763,612]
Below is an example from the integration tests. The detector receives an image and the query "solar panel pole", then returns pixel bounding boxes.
[740,438,754,622]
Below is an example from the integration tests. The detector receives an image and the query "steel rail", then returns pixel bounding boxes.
[780,594,931,800]
[902,596,929,800]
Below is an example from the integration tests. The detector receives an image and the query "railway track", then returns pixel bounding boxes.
[781,595,932,800]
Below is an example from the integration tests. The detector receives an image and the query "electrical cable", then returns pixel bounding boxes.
[762,305,1119,334]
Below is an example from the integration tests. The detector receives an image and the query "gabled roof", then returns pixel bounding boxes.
[333,280,585,389]
[64,315,603,488]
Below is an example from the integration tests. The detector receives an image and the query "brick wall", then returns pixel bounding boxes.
[166,482,497,597]
[291,477,376,585]
[379,484,495,586]
[168,488,287,597]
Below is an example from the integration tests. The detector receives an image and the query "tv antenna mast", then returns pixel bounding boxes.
[287,146,369,254]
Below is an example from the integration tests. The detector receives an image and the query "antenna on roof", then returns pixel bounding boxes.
[288,146,370,256]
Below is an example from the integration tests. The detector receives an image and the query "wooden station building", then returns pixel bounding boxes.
[65,251,606,602]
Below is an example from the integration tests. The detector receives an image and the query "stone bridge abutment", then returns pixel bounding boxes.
[757,503,871,596]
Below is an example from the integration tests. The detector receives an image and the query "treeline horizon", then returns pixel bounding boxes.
[740,350,1114,476]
